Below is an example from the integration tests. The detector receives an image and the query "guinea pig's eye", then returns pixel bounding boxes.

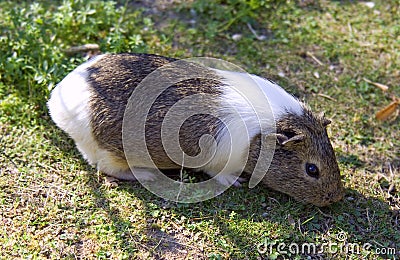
[282,130,296,139]
[306,163,319,179]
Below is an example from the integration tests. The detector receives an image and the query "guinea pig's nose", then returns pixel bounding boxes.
[330,189,344,204]
[322,188,344,206]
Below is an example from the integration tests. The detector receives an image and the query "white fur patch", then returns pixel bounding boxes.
[48,55,105,137]
[216,70,303,120]
[201,70,304,181]
[48,54,130,174]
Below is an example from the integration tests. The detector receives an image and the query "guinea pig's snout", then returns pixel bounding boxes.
[323,185,344,205]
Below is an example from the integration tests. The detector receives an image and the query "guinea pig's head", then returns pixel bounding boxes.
[263,108,344,207]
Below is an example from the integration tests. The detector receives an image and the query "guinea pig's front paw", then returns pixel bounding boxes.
[213,173,246,187]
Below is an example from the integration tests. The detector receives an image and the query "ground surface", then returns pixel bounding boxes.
[0,0,399,259]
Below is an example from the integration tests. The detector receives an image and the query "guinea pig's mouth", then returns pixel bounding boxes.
[312,186,344,207]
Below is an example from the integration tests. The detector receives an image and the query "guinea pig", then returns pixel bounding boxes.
[47,53,344,206]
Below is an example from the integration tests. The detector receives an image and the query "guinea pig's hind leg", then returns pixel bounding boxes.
[103,169,137,181]
[130,168,157,182]
[96,154,156,182]
[100,167,157,182]
[212,172,246,187]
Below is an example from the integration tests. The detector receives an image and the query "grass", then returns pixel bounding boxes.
[0,0,399,259]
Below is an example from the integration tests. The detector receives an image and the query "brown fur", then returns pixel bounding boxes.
[87,53,225,168]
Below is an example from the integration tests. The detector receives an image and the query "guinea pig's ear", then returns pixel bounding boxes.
[274,132,305,146]
[322,118,331,127]
[319,112,331,127]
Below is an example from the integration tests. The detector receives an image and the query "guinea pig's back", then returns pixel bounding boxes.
[48,53,226,169]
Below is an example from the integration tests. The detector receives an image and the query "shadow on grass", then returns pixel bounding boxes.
[181,188,399,258]
[47,118,398,258]
[81,174,399,258]
[83,176,200,258]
